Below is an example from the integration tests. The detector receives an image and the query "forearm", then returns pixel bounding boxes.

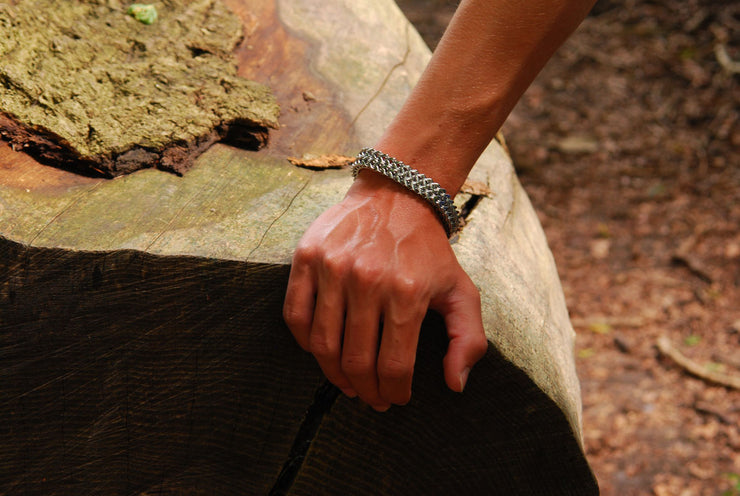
[285,0,596,409]
[374,0,596,195]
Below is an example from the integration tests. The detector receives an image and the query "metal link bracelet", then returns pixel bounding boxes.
[351,147,460,237]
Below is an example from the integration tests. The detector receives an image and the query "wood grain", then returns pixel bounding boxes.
[0,240,323,495]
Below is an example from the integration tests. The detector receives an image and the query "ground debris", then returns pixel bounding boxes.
[715,44,740,74]
[657,336,740,390]
[288,154,354,170]
[460,180,493,197]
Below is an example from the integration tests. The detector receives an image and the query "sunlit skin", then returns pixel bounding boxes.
[284,0,597,411]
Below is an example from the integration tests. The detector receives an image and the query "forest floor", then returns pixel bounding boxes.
[395,0,740,494]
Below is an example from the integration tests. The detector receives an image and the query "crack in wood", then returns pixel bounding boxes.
[268,381,340,496]
[143,178,224,253]
[246,178,311,263]
[459,194,482,221]
[348,23,412,131]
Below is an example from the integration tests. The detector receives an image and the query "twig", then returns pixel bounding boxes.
[715,44,740,74]
[656,336,740,390]
[671,254,713,283]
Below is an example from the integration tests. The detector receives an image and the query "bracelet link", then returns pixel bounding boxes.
[351,147,461,237]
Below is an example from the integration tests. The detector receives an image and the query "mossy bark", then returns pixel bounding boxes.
[0,0,279,177]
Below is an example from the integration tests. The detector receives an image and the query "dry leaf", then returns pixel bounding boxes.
[556,135,599,154]
[460,180,493,197]
[288,154,354,170]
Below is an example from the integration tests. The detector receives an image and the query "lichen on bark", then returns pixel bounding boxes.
[0,0,280,176]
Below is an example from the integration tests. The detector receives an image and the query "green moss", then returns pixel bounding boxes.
[127,4,158,24]
[0,0,279,173]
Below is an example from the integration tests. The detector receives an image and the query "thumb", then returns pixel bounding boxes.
[434,278,488,392]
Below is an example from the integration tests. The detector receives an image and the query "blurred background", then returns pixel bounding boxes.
[394,0,739,494]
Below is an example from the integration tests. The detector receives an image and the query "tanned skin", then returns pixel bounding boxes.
[284,0,597,411]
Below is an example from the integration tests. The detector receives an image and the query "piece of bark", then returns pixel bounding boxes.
[0,0,279,177]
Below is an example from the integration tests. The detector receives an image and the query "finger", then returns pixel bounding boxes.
[342,292,388,411]
[376,297,425,406]
[283,260,317,351]
[310,274,355,396]
[435,277,488,393]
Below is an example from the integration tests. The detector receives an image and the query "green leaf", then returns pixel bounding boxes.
[723,472,740,492]
[684,334,701,346]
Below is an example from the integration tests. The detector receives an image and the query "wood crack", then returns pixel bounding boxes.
[348,22,412,131]
[268,381,340,496]
[246,178,310,263]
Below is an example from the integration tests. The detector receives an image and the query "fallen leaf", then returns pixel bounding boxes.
[596,222,611,238]
[589,321,612,335]
[556,135,599,154]
[288,154,354,170]
[460,180,493,197]
[590,239,611,259]
[578,348,596,359]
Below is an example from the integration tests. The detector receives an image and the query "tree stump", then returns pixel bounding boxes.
[0,0,599,494]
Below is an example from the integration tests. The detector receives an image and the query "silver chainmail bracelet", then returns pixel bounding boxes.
[351,147,460,237]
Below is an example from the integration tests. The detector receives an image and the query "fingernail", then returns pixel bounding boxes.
[340,387,358,398]
[459,368,470,392]
[373,404,391,413]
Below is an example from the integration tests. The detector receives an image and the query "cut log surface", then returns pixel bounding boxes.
[0,0,599,494]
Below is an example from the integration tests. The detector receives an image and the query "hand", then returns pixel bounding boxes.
[283,170,488,411]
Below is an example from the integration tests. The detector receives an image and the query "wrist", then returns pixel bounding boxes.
[346,169,449,237]
[350,148,461,236]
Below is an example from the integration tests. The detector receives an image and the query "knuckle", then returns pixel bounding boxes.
[377,358,413,383]
[282,305,308,331]
[283,301,307,328]
[385,313,418,332]
[471,333,489,357]
[341,353,374,377]
[463,277,482,303]
[391,274,423,300]
[308,334,338,359]
[466,283,482,303]
[349,259,384,287]
[323,254,348,279]
[292,242,320,266]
